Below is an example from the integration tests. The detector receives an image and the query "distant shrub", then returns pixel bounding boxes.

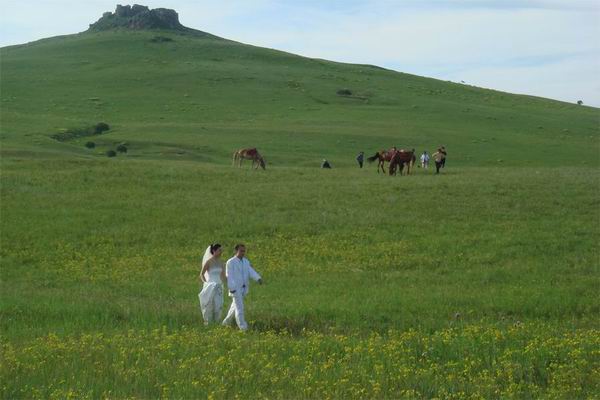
[51,127,87,141]
[150,36,174,43]
[94,122,110,134]
[116,144,128,153]
[577,100,583,105]
[53,123,111,142]
[85,141,95,149]
[337,89,353,96]
[106,150,117,157]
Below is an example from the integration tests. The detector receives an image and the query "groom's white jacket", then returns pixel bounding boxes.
[225,256,261,296]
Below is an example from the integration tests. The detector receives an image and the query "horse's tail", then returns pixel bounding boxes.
[367,152,379,163]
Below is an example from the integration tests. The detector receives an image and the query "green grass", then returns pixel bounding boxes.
[1,28,599,398]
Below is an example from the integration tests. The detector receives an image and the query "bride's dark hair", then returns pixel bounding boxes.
[210,243,222,254]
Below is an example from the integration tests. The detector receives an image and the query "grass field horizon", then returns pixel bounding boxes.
[1,14,599,399]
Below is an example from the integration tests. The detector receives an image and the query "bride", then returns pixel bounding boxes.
[198,243,226,324]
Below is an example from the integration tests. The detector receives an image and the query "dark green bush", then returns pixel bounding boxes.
[150,36,174,43]
[85,141,95,149]
[106,150,117,157]
[94,122,110,134]
[52,122,110,142]
[116,144,128,153]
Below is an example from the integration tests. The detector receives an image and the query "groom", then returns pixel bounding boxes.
[222,243,263,331]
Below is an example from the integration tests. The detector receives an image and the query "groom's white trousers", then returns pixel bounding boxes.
[223,292,247,330]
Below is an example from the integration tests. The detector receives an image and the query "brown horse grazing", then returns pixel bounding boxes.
[389,150,417,176]
[232,148,266,170]
[367,148,397,173]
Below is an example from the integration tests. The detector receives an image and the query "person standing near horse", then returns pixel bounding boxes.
[440,146,447,168]
[222,244,263,331]
[356,151,364,168]
[432,148,446,174]
[420,151,430,169]
[199,243,226,325]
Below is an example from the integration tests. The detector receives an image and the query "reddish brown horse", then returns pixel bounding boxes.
[389,150,416,176]
[367,148,397,173]
[232,148,266,170]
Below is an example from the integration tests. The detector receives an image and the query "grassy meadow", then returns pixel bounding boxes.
[1,28,599,398]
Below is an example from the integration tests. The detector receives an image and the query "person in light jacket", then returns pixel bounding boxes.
[432,148,445,174]
[420,151,430,169]
[222,243,263,331]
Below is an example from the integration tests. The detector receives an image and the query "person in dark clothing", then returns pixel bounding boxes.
[356,152,364,168]
[321,159,332,169]
[440,146,447,168]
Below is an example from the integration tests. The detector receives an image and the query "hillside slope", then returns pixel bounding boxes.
[1,27,598,167]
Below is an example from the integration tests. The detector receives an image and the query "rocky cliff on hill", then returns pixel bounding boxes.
[88,4,191,32]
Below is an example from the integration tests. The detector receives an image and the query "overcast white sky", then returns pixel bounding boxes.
[1,0,599,106]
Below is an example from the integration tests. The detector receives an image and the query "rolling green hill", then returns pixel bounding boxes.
[1,24,598,166]
[1,5,599,399]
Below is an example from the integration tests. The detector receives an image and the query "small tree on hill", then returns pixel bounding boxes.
[577,100,583,105]
[106,150,117,157]
[85,141,95,149]
[116,144,128,153]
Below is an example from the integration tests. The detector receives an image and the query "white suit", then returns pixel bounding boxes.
[222,256,261,330]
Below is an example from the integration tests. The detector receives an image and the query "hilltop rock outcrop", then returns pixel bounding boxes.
[88,4,186,31]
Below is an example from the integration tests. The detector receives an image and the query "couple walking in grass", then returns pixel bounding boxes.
[199,243,263,331]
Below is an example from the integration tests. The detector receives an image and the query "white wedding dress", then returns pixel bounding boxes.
[199,249,224,324]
